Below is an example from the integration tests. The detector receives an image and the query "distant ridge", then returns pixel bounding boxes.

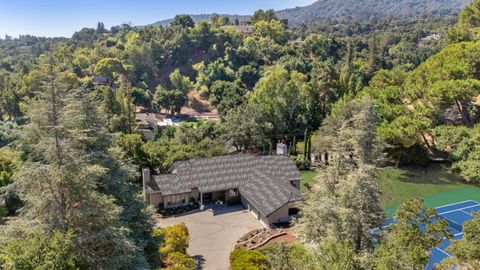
[276,0,472,24]
[146,14,251,28]
[143,0,472,28]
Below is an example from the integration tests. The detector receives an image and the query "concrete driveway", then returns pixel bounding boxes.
[157,204,263,270]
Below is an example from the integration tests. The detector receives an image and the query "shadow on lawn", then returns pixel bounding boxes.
[391,163,465,185]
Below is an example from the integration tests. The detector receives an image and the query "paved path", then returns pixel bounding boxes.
[157,205,263,270]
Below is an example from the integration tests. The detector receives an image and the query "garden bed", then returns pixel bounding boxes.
[158,203,200,217]
[234,228,287,250]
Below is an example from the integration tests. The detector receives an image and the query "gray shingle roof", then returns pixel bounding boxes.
[148,154,303,217]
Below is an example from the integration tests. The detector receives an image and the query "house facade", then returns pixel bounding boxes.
[143,153,303,228]
[219,25,254,35]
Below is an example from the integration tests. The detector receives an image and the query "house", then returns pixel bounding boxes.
[143,149,303,228]
[90,76,110,85]
[421,33,441,42]
[134,112,165,140]
[220,25,254,35]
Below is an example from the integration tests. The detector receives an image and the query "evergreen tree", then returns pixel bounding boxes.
[296,97,385,254]
[1,61,153,269]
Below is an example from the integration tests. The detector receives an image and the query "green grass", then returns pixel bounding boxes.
[300,165,480,217]
[300,171,317,192]
[380,164,480,216]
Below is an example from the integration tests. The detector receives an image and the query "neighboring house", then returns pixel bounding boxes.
[90,76,110,85]
[143,148,303,228]
[220,25,254,35]
[134,112,165,140]
[421,33,441,42]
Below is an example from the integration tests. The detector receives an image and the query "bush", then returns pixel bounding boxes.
[0,230,78,269]
[164,252,196,270]
[230,249,270,270]
[0,204,7,220]
[153,223,190,265]
[292,156,310,170]
[2,188,23,214]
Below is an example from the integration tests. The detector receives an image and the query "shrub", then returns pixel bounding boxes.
[0,230,77,269]
[164,252,196,270]
[230,249,269,270]
[292,156,310,170]
[2,188,23,214]
[153,223,190,263]
[0,204,7,220]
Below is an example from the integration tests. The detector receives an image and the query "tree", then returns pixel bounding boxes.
[229,249,269,270]
[0,231,78,270]
[312,238,358,270]
[259,243,314,270]
[250,66,316,135]
[443,214,480,269]
[96,22,107,35]
[302,34,340,61]
[130,87,152,108]
[309,60,341,121]
[153,69,191,114]
[434,125,480,183]
[209,80,246,114]
[237,65,260,89]
[193,59,235,90]
[446,0,480,43]
[94,57,126,79]
[297,97,385,253]
[0,147,17,187]
[98,85,134,133]
[190,21,215,52]
[3,64,151,268]
[424,79,480,126]
[0,121,19,148]
[251,9,277,23]
[373,198,451,270]
[115,133,147,167]
[0,70,21,120]
[254,20,286,44]
[222,104,273,152]
[171,15,195,28]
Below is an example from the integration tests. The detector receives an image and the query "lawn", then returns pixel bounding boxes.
[300,165,480,217]
[380,164,480,216]
[300,171,317,192]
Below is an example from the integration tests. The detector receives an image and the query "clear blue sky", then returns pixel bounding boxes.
[0,0,316,38]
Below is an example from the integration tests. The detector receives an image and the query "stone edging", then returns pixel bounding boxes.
[248,232,287,250]
[234,230,286,250]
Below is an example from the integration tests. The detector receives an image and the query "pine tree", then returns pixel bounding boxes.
[296,97,385,253]
[3,60,152,269]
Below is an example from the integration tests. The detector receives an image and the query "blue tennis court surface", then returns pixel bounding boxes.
[382,200,480,270]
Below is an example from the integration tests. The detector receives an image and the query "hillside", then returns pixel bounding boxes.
[147,14,250,27]
[277,0,472,24]
[145,0,472,27]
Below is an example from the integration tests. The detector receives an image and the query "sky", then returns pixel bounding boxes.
[0,0,316,38]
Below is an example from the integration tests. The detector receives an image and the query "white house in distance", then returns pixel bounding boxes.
[142,145,303,228]
[219,25,255,35]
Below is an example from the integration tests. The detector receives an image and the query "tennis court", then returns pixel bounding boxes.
[383,200,480,270]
